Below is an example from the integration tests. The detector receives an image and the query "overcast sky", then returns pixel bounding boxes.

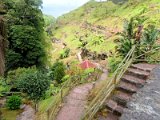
[42,0,107,18]
[42,0,90,17]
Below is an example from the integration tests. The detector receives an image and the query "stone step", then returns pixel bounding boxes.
[113,91,132,107]
[98,113,118,120]
[105,100,124,116]
[126,68,150,79]
[131,63,157,72]
[117,81,138,94]
[121,75,146,88]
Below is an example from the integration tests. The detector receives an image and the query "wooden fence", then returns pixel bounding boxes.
[81,45,136,120]
[36,69,101,120]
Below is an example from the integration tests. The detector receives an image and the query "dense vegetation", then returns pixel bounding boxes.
[0,0,160,120]
[3,0,46,71]
[0,1,7,77]
[50,0,160,63]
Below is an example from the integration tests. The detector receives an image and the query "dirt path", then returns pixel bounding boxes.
[55,69,108,120]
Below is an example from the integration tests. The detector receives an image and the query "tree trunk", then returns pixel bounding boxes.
[35,102,39,113]
[0,16,7,77]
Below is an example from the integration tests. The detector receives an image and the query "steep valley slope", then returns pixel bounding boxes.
[49,0,160,63]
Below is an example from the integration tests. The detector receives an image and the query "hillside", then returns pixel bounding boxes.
[50,0,160,63]
[1,0,160,120]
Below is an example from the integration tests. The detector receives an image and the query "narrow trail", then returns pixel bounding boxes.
[55,69,108,120]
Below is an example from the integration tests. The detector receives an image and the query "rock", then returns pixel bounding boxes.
[20,104,26,110]
[16,105,35,120]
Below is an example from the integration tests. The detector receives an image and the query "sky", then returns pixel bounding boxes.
[42,0,90,17]
[42,0,107,18]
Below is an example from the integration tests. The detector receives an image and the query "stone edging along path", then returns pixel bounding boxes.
[55,69,108,120]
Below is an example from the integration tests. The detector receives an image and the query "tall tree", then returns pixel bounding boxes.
[3,0,46,71]
[0,1,7,76]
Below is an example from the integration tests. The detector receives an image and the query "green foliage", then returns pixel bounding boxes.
[123,18,135,39]
[4,0,46,71]
[139,25,160,61]
[145,48,160,63]
[60,48,70,59]
[5,50,22,71]
[44,15,55,27]
[108,56,122,73]
[6,25,45,70]
[57,1,117,24]
[43,84,61,99]
[90,35,104,46]
[61,75,70,83]
[17,71,50,102]
[0,78,10,97]
[117,17,146,57]
[92,2,117,19]
[50,61,66,83]
[116,18,136,57]
[6,67,37,86]
[53,0,160,57]
[117,17,159,63]
[6,95,22,110]
[142,25,159,48]
[117,38,134,57]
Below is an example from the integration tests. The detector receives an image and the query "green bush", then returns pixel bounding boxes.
[0,77,10,97]
[108,56,122,73]
[17,71,50,102]
[60,48,70,59]
[142,25,159,51]
[17,71,50,111]
[6,67,37,86]
[50,61,66,83]
[6,95,22,110]
[117,38,134,57]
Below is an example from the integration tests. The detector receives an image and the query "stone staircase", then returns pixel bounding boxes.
[98,63,157,120]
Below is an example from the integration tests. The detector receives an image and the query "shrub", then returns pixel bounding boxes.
[108,56,122,73]
[6,95,22,110]
[50,61,66,83]
[6,67,37,86]
[60,48,70,59]
[117,38,134,57]
[17,71,50,101]
[0,78,10,97]
[17,71,50,111]
[142,25,159,50]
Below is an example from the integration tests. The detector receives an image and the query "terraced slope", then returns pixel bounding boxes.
[50,0,160,62]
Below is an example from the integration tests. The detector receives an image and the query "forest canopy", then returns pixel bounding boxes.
[3,0,46,71]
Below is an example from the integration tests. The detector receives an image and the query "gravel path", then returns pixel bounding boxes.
[120,66,160,120]
[55,69,108,120]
